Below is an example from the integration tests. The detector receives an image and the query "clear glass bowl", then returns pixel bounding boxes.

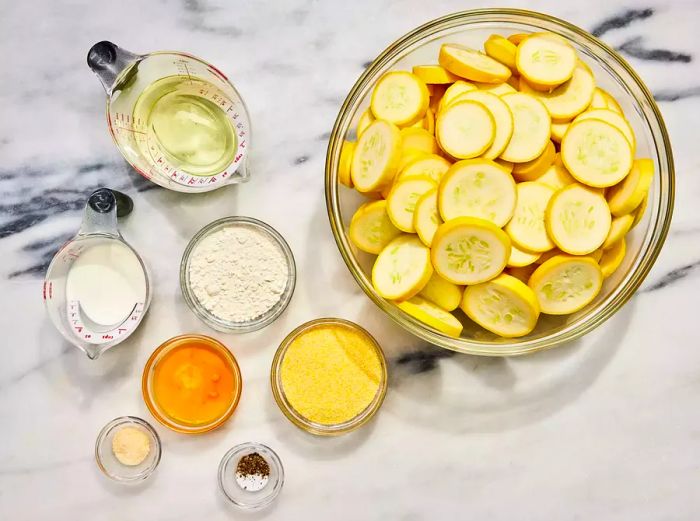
[270,318,388,436]
[141,334,243,434]
[218,442,284,510]
[180,216,296,333]
[325,8,674,356]
[95,416,162,483]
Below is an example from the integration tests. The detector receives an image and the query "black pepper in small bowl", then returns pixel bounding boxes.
[218,443,285,510]
[236,452,270,491]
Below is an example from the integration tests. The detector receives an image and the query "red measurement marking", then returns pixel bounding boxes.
[209,176,217,183]
[76,326,83,333]
[188,178,196,185]
[84,334,92,339]
[222,171,228,178]
[235,153,243,162]
[207,64,229,81]
[118,328,127,334]
[102,334,114,340]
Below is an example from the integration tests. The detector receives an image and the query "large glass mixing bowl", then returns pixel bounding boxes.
[325,9,674,356]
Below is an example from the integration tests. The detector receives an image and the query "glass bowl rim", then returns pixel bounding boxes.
[179,216,297,333]
[324,7,674,356]
[141,334,243,434]
[217,442,285,510]
[94,415,162,483]
[270,318,389,436]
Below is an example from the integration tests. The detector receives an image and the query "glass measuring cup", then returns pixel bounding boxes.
[87,41,251,193]
[44,189,151,359]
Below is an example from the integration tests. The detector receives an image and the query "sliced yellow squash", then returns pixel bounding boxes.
[439,43,512,83]
[599,238,626,278]
[484,34,518,73]
[536,153,576,190]
[438,159,517,227]
[418,273,463,312]
[372,235,433,300]
[431,217,511,285]
[370,71,430,126]
[606,158,654,216]
[413,187,442,247]
[519,64,595,121]
[507,243,542,267]
[461,273,540,337]
[529,255,603,314]
[436,100,495,159]
[512,140,556,182]
[386,175,437,232]
[630,195,648,229]
[506,181,557,252]
[545,183,612,255]
[400,127,439,155]
[550,120,570,143]
[397,296,463,337]
[602,213,634,250]
[398,154,451,184]
[348,200,402,254]
[499,92,551,163]
[412,64,459,84]
[516,33,577,88]
[351,119,402,192]
[573,108,635,150]
[338,140,356,188]
[454,90,514,159]
[439,80,477,112]
[561,118,633,188]
[356,109,375,138]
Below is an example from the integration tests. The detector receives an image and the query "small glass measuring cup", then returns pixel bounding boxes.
[87,41,252,193]
[44,189,151,360]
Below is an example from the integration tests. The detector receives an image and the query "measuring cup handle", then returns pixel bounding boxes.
[78,188,132,237]
[87,41,141,95]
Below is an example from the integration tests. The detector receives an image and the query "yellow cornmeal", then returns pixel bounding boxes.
[280,324,383,425]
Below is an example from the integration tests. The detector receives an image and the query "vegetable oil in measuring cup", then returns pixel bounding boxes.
[132,76,238,176]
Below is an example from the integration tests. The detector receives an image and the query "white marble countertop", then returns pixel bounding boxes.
[1,0,699,519]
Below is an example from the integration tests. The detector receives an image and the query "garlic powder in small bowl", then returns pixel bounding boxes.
[180,217,296,333]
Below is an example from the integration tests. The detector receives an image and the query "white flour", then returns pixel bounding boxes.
[188,224,289,322]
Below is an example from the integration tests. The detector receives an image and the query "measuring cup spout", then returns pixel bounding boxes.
[85,346,102,360]
[78,188,132,238]
[87,41,142,95]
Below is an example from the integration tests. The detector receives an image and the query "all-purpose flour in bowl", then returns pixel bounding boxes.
[185,219,293,328]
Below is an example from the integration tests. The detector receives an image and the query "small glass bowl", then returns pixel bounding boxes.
[141,334,243,434]
[180,216,296,333]
[218,442,284,510]
[95,416,162,483]
[270,318,388,436]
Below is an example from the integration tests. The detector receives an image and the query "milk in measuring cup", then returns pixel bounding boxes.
[65,241,147,328]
